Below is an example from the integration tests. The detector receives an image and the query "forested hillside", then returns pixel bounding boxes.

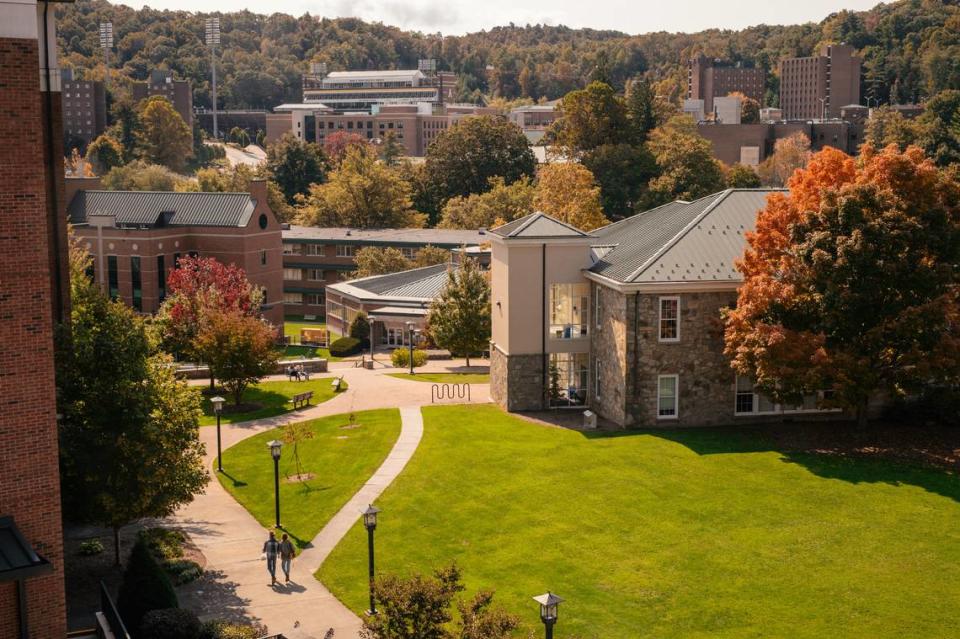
[57,0,960,110]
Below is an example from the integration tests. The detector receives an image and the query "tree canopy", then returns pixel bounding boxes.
[138,95,193,171]
[265,133,328,205]
[427,257,490,367]
[534,163,610,231]
[437,177,535,230]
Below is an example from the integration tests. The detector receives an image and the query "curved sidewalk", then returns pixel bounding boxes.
[172,367,484,638]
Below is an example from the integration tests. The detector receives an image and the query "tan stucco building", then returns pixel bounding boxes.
[490,189,841,427]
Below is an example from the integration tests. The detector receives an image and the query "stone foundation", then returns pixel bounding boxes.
[491,346,545,411]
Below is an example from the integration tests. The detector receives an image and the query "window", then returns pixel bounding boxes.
[283,292,303,305]
[400,247,417,259]
[305,244,324,256]
[260,250,267,266]
[657,375,678,419]
[282,243,300,255]
[305,293,325,306]
[107,255,119,300]
[336,245,356,258]
[594,286,601,329]
[283,268,302,281]
[548,353,589,406]
[157,255,166,303]
[659,296,680,342]
[735,375,827,415]
[307,269,325,281]
[131,256,142,312]
[549,283,590,339]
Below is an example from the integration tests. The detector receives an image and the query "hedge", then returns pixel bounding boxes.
[391,348,428,369]
[140,608,202,639]
[329,336,363,357]
[117,540,178,634]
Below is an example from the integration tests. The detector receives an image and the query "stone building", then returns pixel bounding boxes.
[490,190,840,427]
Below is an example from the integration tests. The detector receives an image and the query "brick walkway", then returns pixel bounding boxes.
[171,364,488,638]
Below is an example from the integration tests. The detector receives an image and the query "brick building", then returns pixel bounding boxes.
[66,180,284,325]
[688,54,766,115]
[0,1,71,636]
[61,68,106,148]
[132,69,193,127]
[697,119,863,166]
[281,226,487,319]
[780,44,861,120]
[490,191,842,427]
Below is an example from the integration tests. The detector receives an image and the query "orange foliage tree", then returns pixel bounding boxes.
[724,145,960,424]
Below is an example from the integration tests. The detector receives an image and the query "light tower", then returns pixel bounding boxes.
[99,22,113,90]
[205,17,221,139]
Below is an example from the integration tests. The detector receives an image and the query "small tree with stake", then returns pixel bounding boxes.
[426,258,490,367]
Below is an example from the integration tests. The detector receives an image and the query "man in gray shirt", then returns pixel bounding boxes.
[279,532,295,583]
[262,531,279,585]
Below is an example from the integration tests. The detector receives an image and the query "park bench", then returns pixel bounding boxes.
[291,391,314,409]
[331,377,343,391]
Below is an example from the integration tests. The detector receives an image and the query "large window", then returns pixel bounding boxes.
[131,256,142,312]
[283,292,303,305]
[734,375,833,416]
[157,255,166,304]
[382,327,409,346]
[307,269,325,281]
[305,244,324,256]
[305,293,325,306]
[336,245,356,258]
[282,243,300,255]
[657,375,678,419]
[548,353,589,407]
[283,268,302,281]
[659,296,680,342]
[107,255,119,300]
[549,283,589,340]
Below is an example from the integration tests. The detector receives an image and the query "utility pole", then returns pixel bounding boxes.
[99,22,113,90]
[205,17,220,140]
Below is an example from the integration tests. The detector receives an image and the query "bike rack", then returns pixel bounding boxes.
[431,382,471,403]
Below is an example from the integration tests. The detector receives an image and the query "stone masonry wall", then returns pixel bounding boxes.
[590,284,631,426]
[491,346,545,412]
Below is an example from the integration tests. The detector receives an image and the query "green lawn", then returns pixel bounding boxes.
[319,404,960,638]
[386,373,490,384]
[198,378,345,426]
[217,409,402,548]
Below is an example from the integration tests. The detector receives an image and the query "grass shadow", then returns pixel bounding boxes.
[219,470,248,488]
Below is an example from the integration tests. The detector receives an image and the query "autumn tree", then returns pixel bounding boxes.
[194,310,277,406]
[548,81,628,153]
[724,145,960,425]
[437,177,535,229]
[534,163,610,230]
[756,132,812,187]
[324,131,369,166]
[725,163,762,188]
[427,258,490,367]
[85,134,125,175]
[102,160,188,191]
[295,146,424,229]
[424,116,536,206]
[138,95,193,172]
[644,114,725,206]
[728,92,760,123]
[379,131,404,166]
[57,235,207,564]
[265,133,327,205]
[193,164,293,221]
[354,245,449,278]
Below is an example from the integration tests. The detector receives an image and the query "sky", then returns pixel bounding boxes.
[120,0,890,35]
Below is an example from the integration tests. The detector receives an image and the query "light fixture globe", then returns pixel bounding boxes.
[362,504,381,530]
[211,396,226,414]
[267,439,282,460]
[533,592,563,623]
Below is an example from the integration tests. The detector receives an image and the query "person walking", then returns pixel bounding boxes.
[262,531,279,585]
[279,532,295,582]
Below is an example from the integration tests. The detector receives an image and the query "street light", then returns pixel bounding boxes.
[205,17,221,140]
[99,22,113,90]
[267,439,282,528]
[532,592,563,639]
[211,395,225,472]
[367,315,377,364]
[406,321,418,375]
[818,96,828,122]
[362,504,381,615]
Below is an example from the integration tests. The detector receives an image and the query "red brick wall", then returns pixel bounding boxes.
[0,36,67,638]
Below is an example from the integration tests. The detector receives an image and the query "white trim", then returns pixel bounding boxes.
[658,296,680,343]
[582,270,740,294]
[657,374,679,420]
[594,285,601,330]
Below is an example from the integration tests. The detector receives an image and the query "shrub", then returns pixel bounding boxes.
[139,527,186,561]
[117,540,178,633]
[78,539,104,556]
[140,608,202,639]
[349,311,370,344]
[200,620,269,639]
[329,336,362,357]
[391,347,428,369]
[163,558,204,585]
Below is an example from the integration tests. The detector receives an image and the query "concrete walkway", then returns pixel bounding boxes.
[171,365,486,638]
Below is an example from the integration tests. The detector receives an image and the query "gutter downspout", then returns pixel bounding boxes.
[41,1,65,325]
[541,243,547,410]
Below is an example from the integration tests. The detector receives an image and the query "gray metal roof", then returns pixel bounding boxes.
[589,189,781,284]
[283,225,487,246]
[345,263,453,299]
[491,212,590,238]
[68,191,256,228]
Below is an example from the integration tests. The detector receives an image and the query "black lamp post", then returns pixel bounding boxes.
[267,439,282,528]
[211,395,225,472]
[533,592,563,639]
[362,504,381,615]
[368,315,377,364]
[406,321,418,375]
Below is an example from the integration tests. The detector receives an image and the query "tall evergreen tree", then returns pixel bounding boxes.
[427,258,491,367]
[625,77,657,143]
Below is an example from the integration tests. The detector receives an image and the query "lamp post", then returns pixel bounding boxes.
[406,321,417,375]
[267,440,282,528]
[205,17,221,140]
[368,315,377,363]
[99,22,113,90]
[211,396,225,472]
[818,96,828,122]
[533,592,563,639]
[362,504,381,615]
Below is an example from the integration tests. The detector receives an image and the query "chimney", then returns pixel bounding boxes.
[248,178,268,204]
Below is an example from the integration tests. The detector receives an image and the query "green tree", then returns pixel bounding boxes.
[917,89,960,166]
[349,310,371,343]
[725,163,762,188]
[138,95,193,172]
[412,245,451,269]
[581,143,657,217]
[644,115,725,205]
[534,163,610,231]
[625,77,658,143]
[380,130,404,166]
[102,159,188,191]
[864,107,924,151]
[437,177,535,229]
[724,145,960,425]
[295,146,425,229]
[230,126,251,147]
[424,116,535,206]
[427,258,490,367]
[110,96,140,162]
[57,236,208,564]
[193,164,294,221]
[265,133,328,205]
[195,310,277,406]
[85,134,125,175]
[548,81,628,153]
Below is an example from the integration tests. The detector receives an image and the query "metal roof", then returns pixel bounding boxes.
[283,225,487,246]
[325,70,424,80]
[491,212,590,238]
[0,516,53,583]
[589,189,781,284]
[328,263,454,302]
[68,191,256,228]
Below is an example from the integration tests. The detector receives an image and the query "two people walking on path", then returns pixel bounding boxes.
[262,531,296,585]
